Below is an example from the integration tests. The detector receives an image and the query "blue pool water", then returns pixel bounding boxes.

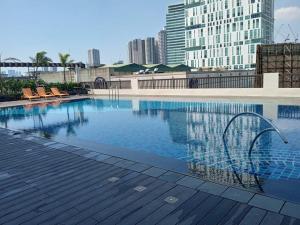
[1,98,300,201]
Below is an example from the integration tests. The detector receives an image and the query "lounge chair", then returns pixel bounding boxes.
[22,88,40,101]
[36,87,55,99]
[50,87,69,98]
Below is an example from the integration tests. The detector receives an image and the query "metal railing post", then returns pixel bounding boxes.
[172,77,175,89]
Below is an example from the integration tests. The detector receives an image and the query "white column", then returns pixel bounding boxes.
[131,78,139,90]
[74,66,80,83]
[263,73,279,90]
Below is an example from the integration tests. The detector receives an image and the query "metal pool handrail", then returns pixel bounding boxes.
[222,112,288,192]
[223,112,288,152]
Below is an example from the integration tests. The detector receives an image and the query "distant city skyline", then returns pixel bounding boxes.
[128,34,166,65]
[0,0,299,65]
[128,39,146,65]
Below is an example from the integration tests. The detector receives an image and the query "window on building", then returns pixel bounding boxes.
[232,23,236,31]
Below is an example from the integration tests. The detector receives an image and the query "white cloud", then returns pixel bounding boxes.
[275,6,300,22]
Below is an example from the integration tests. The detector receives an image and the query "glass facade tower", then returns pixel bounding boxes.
[166,4,186,65]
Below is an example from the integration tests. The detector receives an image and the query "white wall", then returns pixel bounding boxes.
[92,73,300,98]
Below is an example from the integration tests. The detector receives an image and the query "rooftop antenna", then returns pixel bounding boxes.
[288,24,299,43]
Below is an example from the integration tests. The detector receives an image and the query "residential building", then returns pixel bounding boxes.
[128,39,146,65]
[166,3,186,65]
[88,48,101,67]
[128,41,133,63]
[145,37,157,64]
[157,29,167,64]
[185,0,274,70]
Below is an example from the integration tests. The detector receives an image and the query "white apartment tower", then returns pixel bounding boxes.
[88,49,101,67]
[128,39,146,65]
[185,0,274,70]
[145,37,157,64]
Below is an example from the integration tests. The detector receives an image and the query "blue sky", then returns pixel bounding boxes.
[0,0,299,65]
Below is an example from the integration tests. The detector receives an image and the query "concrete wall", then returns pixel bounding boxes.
[91,73,300,98]
[38,71,70,83]
[39,67,113,83]
[39,69,187,83]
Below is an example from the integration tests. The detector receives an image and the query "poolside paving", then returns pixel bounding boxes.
[0,129,300,225]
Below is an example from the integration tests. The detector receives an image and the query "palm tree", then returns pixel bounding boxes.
[59,53,74,83]
[30,51,52,80]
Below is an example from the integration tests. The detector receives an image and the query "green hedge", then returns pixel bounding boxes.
[0,79,80,101]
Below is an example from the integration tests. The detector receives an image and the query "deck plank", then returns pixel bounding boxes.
[280,216,300,225]
[99,182,176,225]
[218,203,252,225]
[156,191,210,225]
[260,212,284,225]
[239,207,267,225]
[176,195,223,225]
[197,198,237,225]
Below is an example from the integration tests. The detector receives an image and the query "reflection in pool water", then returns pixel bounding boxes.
[1,98,300,202]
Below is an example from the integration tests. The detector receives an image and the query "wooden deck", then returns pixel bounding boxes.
[0,129,299,225]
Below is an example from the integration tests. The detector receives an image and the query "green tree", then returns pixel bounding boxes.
[59,53,74,83]
[30,51,52,80]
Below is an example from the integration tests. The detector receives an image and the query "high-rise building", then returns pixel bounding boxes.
[166,3,185,65]
[88,49,101,67]
[157,29,167,65]
[145,37,157,64]
[185,0,274,70]
[128,39,146,65]
[128,41,133,64]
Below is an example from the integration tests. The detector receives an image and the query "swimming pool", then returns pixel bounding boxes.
[1,98,300,202]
